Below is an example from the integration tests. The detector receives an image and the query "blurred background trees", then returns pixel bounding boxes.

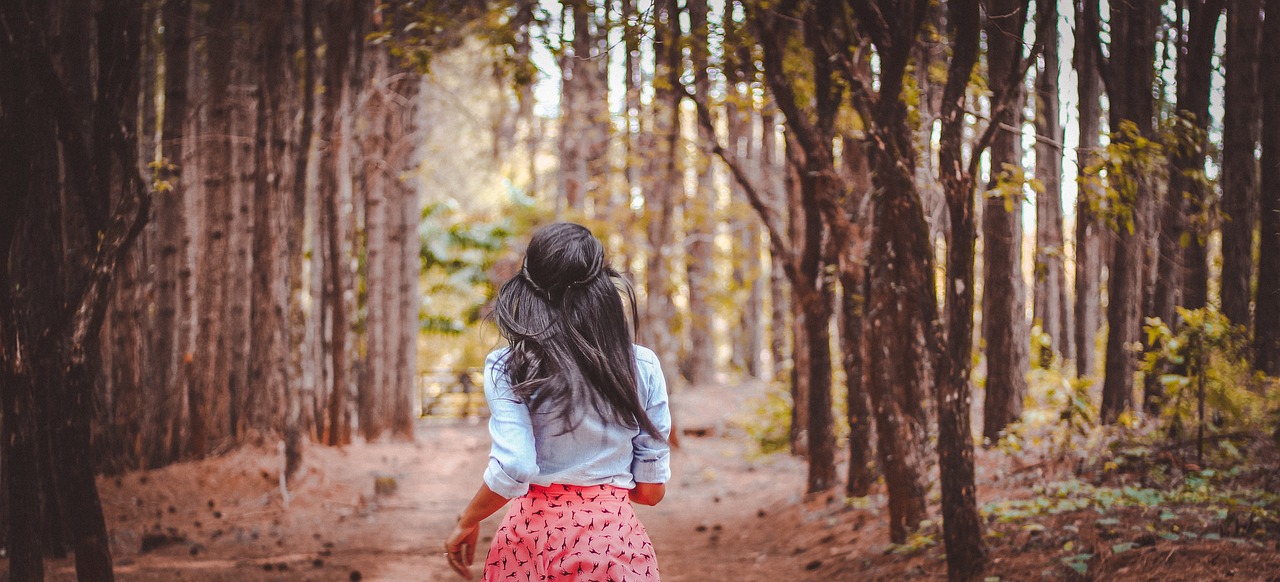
[2,0,1279,580]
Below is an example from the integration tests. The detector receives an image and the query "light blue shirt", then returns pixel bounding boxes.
[482,345,672,499]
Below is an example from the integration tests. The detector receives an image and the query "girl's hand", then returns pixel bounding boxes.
[445,520,480,580]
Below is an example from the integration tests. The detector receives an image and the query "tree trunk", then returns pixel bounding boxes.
[1146,0,1224,413]
[1255,0,1280,376]
[290,0,319,444]
[936,0,987,577]
[854,5,934,539]
[727,71,763,378]
[643,0,682,389]
[151,0,191,467]
[190,0,237,456]
[684,0,716,387]
[359,53,391,441]
[394,77,423,438]
[764,113,790,383]
[248,0,290,438]
[1220,0,1262,328]
[226,1,257,439]
[1073,0,1104,379]
[1033,0,1071,367]
[1176,2,1224,311]
[784,142,810,458]
[981,0,1031,441]
[322,0,355,446]
[0,0,147,577]
[1100,0,1160,423]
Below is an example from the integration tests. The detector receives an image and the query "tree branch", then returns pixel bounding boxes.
[683,85,798,285]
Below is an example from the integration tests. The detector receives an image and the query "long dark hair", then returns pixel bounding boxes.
[492,222,663,439]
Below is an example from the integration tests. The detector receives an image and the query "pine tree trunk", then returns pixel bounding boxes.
[322,0,355,445]
[151,0,192,466]
[1146,0,1224,413]
[359,53,390,441]
[857,21,933,542]
[290,0,319,443]
[643,0,682,389]
[764,113,790,383]
[936,0,987,576]
[1220,0,1262,328]
[1100,0,1160,423]
[727,77,763,378]
[190,0,237,456]
[394,77,423,437]
[1033,0,1071,366]
[1255,0,1280,376]
[784,143,810,458]
[982,0,1030,441]
[1177,2,1225,311]
[226,2,257,439]
[1073,0,1104,380]
[248,0,290,437]
[684,0,716,387]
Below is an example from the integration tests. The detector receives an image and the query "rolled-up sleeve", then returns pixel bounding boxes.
[631,348,672,483]
[482,351,539,499]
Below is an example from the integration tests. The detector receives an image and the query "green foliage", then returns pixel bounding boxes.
[418,198,517,335]
[370,0,520,75]
[1140,306,1267,439]
[742,385,793,455]
[1081,120,1166,234]
[984,163,1041,215]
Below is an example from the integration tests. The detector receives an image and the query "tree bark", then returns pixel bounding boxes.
[1100,0,1160,424]
[684,0,717,387]
[936,1,987,576]
[1220,0,1262,328]
[1033,0,1071,367]
[248,0,290,438]
[1073,0,1104,380]
[1145,0,1224,413]
[190,0,237,456]
[322,0,355,446]
[151,0,192,467]
[643,0,683,389]
[844,0,933,542]
[1255,0,1280,376]
[1176,2,1224,312]
[981,0,1031,441]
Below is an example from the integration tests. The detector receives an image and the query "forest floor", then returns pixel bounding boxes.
[11,379,1280,581]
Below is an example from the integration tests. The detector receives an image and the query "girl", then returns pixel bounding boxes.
[445,222,671,581]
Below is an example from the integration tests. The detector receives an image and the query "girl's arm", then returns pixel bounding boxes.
[445,483,510,580]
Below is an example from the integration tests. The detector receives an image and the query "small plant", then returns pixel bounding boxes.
[742,385,793,455]
[1140,306,1265,461]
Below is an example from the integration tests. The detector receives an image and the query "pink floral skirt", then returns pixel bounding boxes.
[482,484,660,582]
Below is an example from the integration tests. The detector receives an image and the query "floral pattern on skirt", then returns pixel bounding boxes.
[482,484,660,582]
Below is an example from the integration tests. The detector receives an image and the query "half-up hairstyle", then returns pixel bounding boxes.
[492,222,664,440]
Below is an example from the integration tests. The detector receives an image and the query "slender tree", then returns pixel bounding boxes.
[1220,0,1263,328]
[1073,0,1104,379]
[981,0,1031,442]
[1256,0,1280,375]
[1099,0,1161,423]
[936,2,987,576]
[1146,0,1224,413]
[685,0,717,386]
[190,0,237,456]
[1033,0,1072,366]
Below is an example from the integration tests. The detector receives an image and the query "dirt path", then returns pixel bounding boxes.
[25,380,817,581]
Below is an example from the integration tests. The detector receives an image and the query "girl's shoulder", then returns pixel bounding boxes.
[632,344,660,367]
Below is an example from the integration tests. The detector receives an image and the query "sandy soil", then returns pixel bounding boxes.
[11,378,1280,581]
